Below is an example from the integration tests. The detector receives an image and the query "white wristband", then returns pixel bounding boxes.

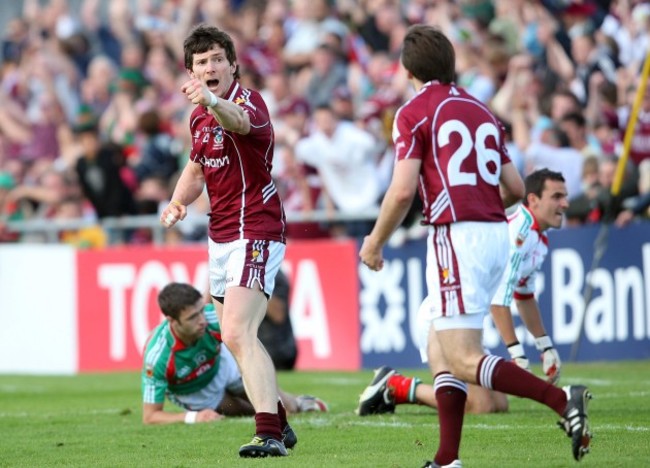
[208,92,218,108]
[535,335,553,351]
[507,343,526,359]
[184,411,198,424]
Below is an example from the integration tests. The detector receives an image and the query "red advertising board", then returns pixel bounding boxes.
[77,246,209,371]
[284,239,360,370]
[76,240,360,372]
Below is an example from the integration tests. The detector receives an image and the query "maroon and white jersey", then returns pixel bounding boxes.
[393,81,511,225]
[189,81,286,243]
[627,110,650,166]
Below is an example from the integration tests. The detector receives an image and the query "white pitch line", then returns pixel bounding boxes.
[293,417,650,433]
[0,408,130,418]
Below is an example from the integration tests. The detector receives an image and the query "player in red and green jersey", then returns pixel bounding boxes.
[142,282,327,440]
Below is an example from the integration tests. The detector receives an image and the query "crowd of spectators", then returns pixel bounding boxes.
[0,0,649,247]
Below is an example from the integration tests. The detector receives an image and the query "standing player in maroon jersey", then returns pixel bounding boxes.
[159,24,289,458]
[359,25,593,466]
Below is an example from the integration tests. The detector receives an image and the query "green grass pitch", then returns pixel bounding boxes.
[0,361,648,467]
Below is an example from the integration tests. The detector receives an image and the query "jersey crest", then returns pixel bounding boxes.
[212,126,224,150]
[515,232,526,247]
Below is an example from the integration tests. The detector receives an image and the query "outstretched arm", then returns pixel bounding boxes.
[181,78,251,134]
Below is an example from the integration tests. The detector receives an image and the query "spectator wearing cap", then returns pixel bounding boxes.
[331,86,355,121]
[99,68,148,150]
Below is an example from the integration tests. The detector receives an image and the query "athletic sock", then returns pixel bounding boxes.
[433,372,467,466]
[387,374,422,404]
[477,354,567,415]
[254,412,282,441]
[277,399,289,430]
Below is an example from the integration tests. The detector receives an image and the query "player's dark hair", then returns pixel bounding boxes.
[523,169,565,206]
[401,25,455,84]
[560,111,586,128]
[183,24,240,79]
[158,283,202,320]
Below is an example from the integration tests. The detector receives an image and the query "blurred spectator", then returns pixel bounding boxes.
[566,155,638,225]
[295,105,381,237]
[622,76,650,167]
[132,109,179,183]
[80,55,118,117]
[2,18,30,63]
[347,1,407,55]
[525,125,585,201]
[569,29,619,105]
[282,0,348,71]
[303,43,348,110]
[5,167,75,220]
[617,159,650,227]
[331,85,355,122]
[1,0,649,245]
[72,108,137,220]
[55,195,107,248]
[273,97,329,239]
[585,73,621,155]
[558,111,603,160]
[0,171,22,242]
[99,68,149,148]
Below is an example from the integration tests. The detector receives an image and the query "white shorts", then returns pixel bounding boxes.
[425,221,508,329]
[167,345,245,410]
[208,238,286,299]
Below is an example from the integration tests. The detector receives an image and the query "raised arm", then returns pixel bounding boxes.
[181,78,251,134]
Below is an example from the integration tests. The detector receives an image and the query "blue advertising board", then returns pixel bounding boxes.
[359,222,650,369]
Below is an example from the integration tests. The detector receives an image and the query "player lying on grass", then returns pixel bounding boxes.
[357,298,508,416]
[141,282,327,442]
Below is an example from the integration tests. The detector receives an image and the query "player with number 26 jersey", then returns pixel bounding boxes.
[393,81,511,225]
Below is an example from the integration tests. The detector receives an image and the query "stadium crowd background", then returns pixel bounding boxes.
[0,0,649,247]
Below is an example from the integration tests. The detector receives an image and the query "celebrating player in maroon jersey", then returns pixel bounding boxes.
[359,25,593,466]
[159,24,289,458]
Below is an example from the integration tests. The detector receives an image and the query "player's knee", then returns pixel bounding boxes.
[221,328,246,354]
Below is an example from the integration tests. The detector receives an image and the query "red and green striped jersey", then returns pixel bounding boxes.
[142,305,222,404]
